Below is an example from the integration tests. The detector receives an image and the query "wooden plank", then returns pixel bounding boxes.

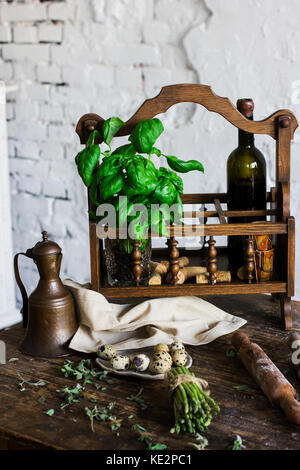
[181,192,273,204]
[287,216,295,298]
[98,282,287,299]
[183,209,277,219]
[102,222,287,239]
[1,295,300,450]
[214,198,227,224]
[89,221,100,291]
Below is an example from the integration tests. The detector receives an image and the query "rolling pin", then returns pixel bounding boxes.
[232,331,300,425]
[287,333,300,380]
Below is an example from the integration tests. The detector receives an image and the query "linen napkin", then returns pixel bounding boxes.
[63,279,247,352]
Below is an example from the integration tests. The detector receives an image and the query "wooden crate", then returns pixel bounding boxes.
[75,84,298,330]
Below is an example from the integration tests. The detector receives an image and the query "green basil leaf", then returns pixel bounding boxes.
[100,173,124,201]
[151,147,161,157]
[116,197,134,227]
[158,167,183,194]
[125,156,158,196]
[152,178,177,206]
[129,119,164,154]
[86,129,101,147]
[75,145,100,187]
[112,144,136,156]
[151,213,170,238]
[102,117,124,146]
[98,154,123,180]
[173,191,183,221]
[164,154,204,174]
[89,168,102,206]
[128,210,149,240]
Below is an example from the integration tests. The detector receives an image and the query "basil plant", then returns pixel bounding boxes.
[75,117,204,254]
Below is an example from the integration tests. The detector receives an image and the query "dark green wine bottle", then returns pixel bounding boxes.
[227,98,266,269]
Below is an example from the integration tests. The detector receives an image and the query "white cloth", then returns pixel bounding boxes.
[63,279,247,353]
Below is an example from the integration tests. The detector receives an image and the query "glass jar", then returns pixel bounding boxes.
[104,238,152,286]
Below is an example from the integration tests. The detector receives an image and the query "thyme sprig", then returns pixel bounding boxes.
[132,424,167,450]
[17,372,46,392]
[85,402,121,433]
[57,383,84,409]
[229,435,245,450]
[126,387,151,411]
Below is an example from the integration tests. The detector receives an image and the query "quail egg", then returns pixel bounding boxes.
[152,350,172,365]
[154,343,169,353]
[169,341,185,354]
[131,353,150,372]
[110,354,130,370]
[149,358,172,375]
[172,350,188,367]
[97,344,117,360]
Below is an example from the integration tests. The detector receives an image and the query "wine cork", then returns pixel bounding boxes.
[149,257,189,285]
[167,266,207,285]
[196,271,231,284]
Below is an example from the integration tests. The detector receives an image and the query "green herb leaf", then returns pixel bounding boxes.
[226,349,237,357]
[112,143,136,156]
[129,119,164,154]
[229,435,244,450]
[102,117,124,146]
[164,154,204,174]
[124,156,158,197]
[75,144,100,188]
[234,385,249,391]
[150,147,161,157]
[44,409,55,417]
[99,172,124,201]
[152,178,177,206]
[149,443,167,450]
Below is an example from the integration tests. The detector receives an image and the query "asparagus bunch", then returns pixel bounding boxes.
[169,366,220,435]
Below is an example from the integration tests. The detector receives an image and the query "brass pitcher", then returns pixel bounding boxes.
[14,231,78,357]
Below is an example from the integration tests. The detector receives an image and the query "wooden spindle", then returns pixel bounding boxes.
[207,236,217,285]
[244,236,255,283]
[167,237,180,284]
[132,240,142,286]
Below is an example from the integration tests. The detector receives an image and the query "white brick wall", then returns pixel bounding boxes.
[1,0,299,308]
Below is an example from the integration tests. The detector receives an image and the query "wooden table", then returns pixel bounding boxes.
[0,294,300,451]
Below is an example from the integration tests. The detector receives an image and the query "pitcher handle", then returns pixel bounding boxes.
[14,252,30,328]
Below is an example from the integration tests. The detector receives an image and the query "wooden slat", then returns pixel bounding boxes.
[98,281,287,299]
[183,209,277,219]
[287,216,295,298]
[102,222,287,239]
[181,192,273,204]
[89,221,100,291]
[214,198,226,224]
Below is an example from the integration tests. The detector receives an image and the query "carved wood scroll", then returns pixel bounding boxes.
[76,84,298,144]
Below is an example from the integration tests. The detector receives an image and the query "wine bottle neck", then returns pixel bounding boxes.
[238,129,254,148]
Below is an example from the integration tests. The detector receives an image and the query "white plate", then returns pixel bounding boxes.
[95,347,193,381]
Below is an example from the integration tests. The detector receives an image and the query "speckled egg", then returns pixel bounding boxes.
[169,341,185,354]
[152,350,172,365]
[172,350,188,367]
[149,359,172,375]
[131,353,150,372]
[97,344,117,360]
[110,354,130,370]
[154,343,169,353]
